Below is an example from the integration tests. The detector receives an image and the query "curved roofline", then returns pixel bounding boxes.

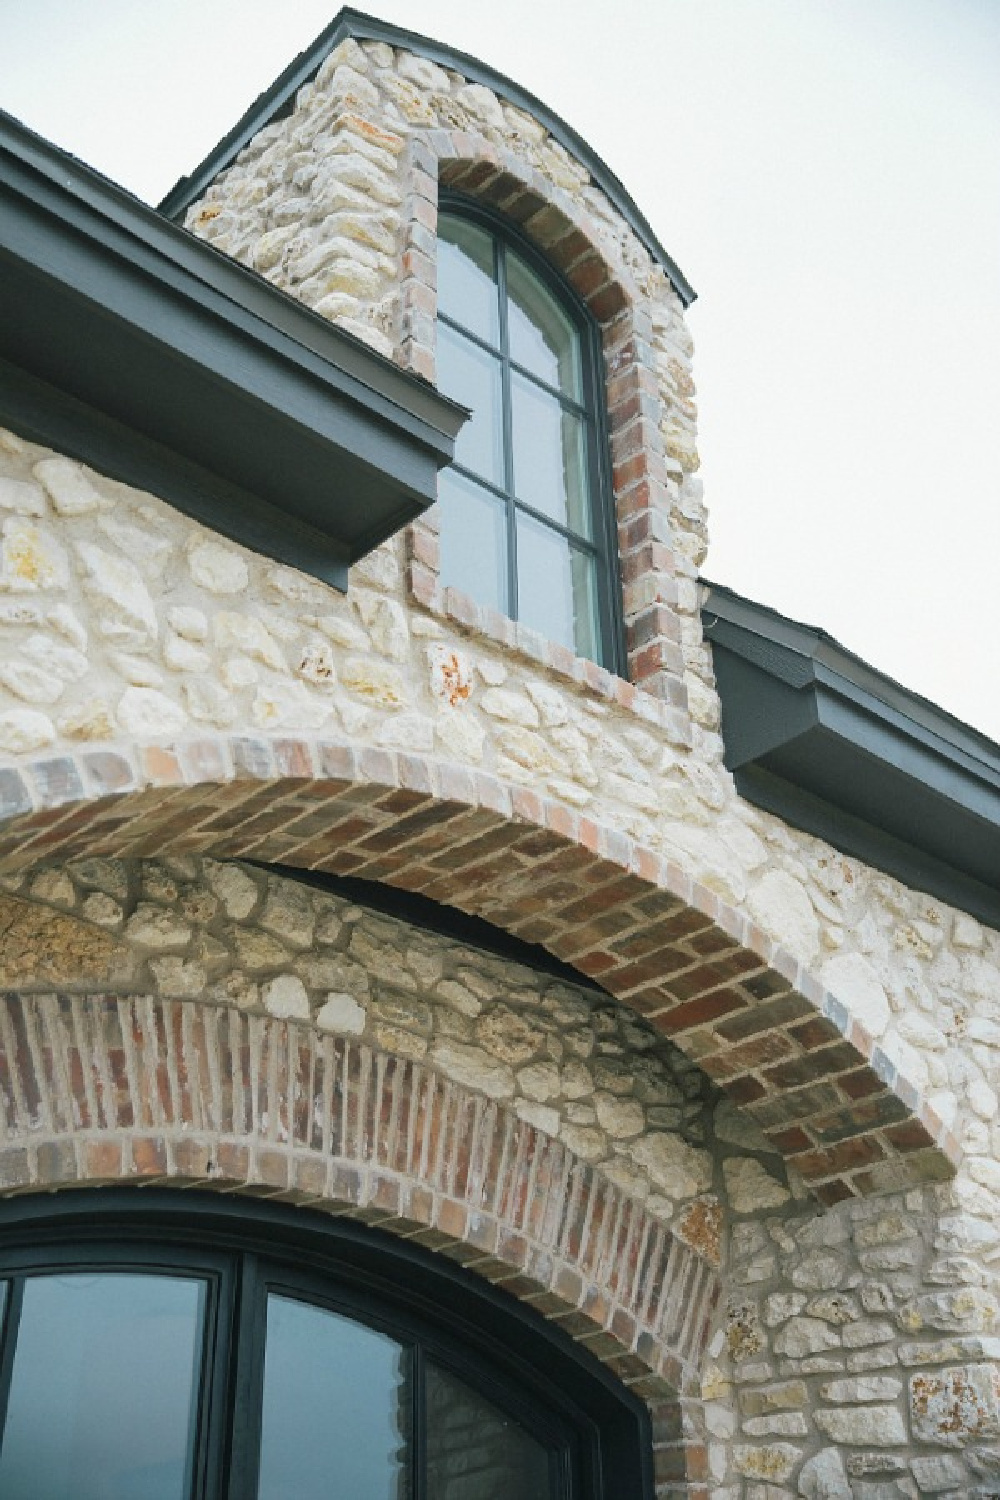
[157,6,696,306]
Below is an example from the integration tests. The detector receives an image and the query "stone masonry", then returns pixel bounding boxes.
[1,15,999,1496]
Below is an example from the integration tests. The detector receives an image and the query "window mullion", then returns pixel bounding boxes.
[0,1277,24,1449]
[496,236,518,622]
[412,1341,426,1500]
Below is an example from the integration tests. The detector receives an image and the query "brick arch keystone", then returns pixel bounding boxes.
[0,990,712,1493]
[0,734,959,1204]
[400,129,686,706]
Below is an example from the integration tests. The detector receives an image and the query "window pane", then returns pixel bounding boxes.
[439,468,508,615]
[426,1362,554,1500]
[516,512,601,663]
[507,251,582,399]
[438,216,499,346]
[257,1294,410,1500]
[437,324,505,486]
[511,373,591,536]
[0,1272,205,1500]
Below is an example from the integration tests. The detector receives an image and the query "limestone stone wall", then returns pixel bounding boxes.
[3,858,998,1492]
[1,427,997,1205]
[707,1187,1000,1496]
[4,18,1000,1492]
[0,854,783,1260]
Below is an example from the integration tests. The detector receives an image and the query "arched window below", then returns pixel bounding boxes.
[0,1190,655,1499]
[435,200,622,673]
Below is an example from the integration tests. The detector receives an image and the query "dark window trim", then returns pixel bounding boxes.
[439,193,627,678]
[157,7,695,308]
[0,109,467,592]
[0,1188,655,1500]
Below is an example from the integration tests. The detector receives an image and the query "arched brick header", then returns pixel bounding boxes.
[0,734,959,1203]
[399,129,686,708]
[0,991,712,1493]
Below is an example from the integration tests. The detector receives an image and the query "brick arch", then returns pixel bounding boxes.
[0,734,958,1203]
[0,989,711,1493]
[400,129,685,705]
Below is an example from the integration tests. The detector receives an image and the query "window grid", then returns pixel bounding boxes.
[437,199,624,675]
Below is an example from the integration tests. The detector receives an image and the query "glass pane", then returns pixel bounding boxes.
[511,373,591,536]
[438,216,499,346]
[257,1294,410,1500]
[439,468,508,615]
[507,251,582,399]
[0,1272,205,1500]
[426,1362,553,1500]
[437,324,505,486]
[516,512,601,663]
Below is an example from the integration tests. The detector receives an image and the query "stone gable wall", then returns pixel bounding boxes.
[1,23,999,1496]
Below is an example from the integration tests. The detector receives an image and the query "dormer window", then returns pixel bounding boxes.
[436,202,622,671]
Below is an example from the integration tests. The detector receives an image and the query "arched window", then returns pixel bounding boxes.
[436,200,622,672]
[0,1190,654,1498]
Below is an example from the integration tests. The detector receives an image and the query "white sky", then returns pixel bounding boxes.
[3,0,999,742]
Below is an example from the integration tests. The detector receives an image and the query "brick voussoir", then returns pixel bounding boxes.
[0,734,959,1196]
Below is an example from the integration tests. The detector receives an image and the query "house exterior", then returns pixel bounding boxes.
[0,10,998,1496]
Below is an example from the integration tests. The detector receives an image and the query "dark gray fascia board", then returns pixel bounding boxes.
[158,6,696,308]
[702,581,1000,929]
[0,110,466,590]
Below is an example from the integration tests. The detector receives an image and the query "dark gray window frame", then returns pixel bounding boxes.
[0,1189,655,1500]
[438,193,626,677]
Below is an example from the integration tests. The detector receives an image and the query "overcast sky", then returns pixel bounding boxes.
[3,0,999,741]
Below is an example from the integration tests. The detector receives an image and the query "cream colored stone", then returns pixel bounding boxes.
[594,1092,645,1140]
[316,992,366,1035]
[341,656,406,706]
[430,1041,515,1100]
[814,1404,906,1445]
[748,870,821,964]
[252,680,331,730]
[163,634,210,673]
[184,678,237,727]
[480,688,539,727]
[213,613,285,670]
[296,640,338,687]
[188,540,249,594]
[115,687,187,736]
[125,903,191,951]
[205,862,259,920]
[0,478,44,515]
[732,1444,801,1482]
[262,974,310,1020]
[629,1132,712,1199]
[515,1100,560,1135]
[354,592,408,660]
[58,697,114,739]
[76,542,157,637]
[0,659,64,703]
[33,456,105,515]
[723,1157,791,1212]
[0,518,70,591]
[820,952,891,1038]
[314,612,368,649]
[166,606,208,642]
[0,707,55,752]
[47,603,87,651]
[108,651,164,688]
[797,1446,851,1499]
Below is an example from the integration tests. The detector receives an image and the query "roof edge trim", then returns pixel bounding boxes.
[157,6,696,307]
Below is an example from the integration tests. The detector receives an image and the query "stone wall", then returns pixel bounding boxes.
[3,17,1000,1495]
[0,426,996,1194]
[708,1187,1000,1496]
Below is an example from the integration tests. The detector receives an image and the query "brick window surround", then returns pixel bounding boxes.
[0,992,714,1498]
[399,131,689,716]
